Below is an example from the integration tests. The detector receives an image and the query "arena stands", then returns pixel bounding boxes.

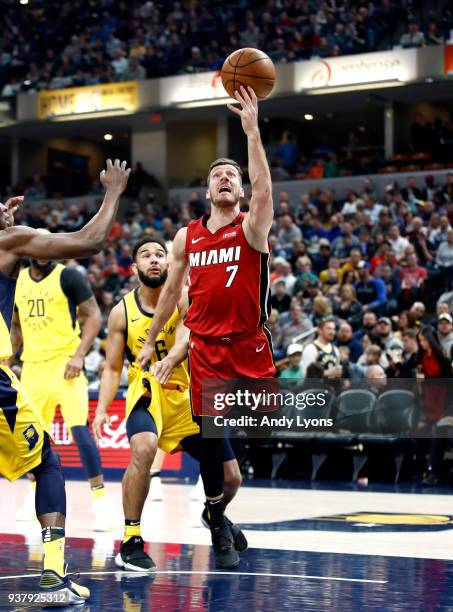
[0,0,451,96]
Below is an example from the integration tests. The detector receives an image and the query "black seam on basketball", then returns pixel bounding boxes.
[221,70,275,81]
[234,57,273,68]
[228,49,245,69]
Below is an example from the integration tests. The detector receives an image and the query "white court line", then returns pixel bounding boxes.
[0,571,387,584]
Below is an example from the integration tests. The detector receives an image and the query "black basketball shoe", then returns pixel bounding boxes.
[201,503,248,552]
[210,519,240,569]
[115,536,156,572]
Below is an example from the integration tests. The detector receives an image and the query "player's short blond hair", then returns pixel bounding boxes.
[207,158,242,185]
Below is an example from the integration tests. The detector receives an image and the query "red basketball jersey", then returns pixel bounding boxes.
[184,213,270,337]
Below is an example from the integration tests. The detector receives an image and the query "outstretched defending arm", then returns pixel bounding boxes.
[136,228,189,369]
[0,159,130,260]
[228,86,273,252]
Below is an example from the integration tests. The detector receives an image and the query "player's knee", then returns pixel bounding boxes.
[224,461,242,490]
[130,435,156,470]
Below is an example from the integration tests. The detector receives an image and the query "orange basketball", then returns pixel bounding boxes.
[221,48,276,100]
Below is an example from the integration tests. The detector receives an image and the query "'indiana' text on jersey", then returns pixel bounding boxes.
[184,213,271,337]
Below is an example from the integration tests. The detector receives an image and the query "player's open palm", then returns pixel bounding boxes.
[150,355,175,385]
[93,408,111,445]
[99,159,131,195]
[228,86,258,135]
[3,195,24,227]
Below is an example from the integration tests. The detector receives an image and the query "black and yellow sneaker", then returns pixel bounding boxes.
[211,519,240,569]
[202,503,248,552]
[115,536,156,572]
[39,568,90,606]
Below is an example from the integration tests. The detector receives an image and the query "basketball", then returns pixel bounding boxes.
[221,48,276,100]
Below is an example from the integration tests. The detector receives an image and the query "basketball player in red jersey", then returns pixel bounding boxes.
[137,86,275,568]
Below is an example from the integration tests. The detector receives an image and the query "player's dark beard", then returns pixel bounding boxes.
[31,260,54,275]
[138,268,168,288]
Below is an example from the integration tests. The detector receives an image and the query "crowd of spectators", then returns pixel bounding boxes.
[9,168,453,481]
[1,0,451,97]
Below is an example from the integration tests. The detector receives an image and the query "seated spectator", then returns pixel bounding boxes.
[425,20,444,46]
[386,331,418,378]
[279,343,304,381]
[280,302,313,351]
[358,345,389,371]
[278,214,302,251]
[388,226,410,260]
[333,283,363,328]
[331,223,360,259]
[400,19,425,48]
[377,263,401,315]
[435,229,453,291]
[365,365,387,396]
[271,279,292,314]
[400,252,428,307]
[354,263,386,315]
[437,313,453,360]
[336,321,363,363]
[312,295,333,327]
[376,316,395,351]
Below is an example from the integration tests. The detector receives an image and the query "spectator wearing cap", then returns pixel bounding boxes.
[354,262,386,316]
[376,316,395,351]
[331,223,360,259]
[279,344,304,380]
[437,313,453,360]
[271,280,292,314]
[435,229,453,291]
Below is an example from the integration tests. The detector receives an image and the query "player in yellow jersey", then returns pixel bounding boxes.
[0,159,130,603]
[93,237,246,571]
[12,246,112,530]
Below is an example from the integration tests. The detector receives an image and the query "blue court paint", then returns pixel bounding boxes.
[1,536,453,611]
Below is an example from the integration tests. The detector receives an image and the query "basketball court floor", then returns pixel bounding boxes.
[1,479,453,610]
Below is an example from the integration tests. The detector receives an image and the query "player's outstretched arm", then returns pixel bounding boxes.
[93,302,126,443]
[0,159,130,260]
[228,86,273,251]
[136,228,189,369]
[150,288,190,385]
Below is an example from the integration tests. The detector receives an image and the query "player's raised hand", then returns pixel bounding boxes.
[3,195,24,227]
[150,355,175,385]
[227,86,259,135]
[99,159,131,195]
[137,344,155,370]
[64,354,84,379]
[93,408,111,445]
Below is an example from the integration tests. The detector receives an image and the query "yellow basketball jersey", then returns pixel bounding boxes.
[15,264,81,362]
[123,288,189,389]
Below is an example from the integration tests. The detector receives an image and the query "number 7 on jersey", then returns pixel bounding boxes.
[225,265,238,288]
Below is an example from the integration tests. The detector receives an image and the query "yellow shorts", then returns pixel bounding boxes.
[0,365,48,481]
[21,355,89,431]
[126,370,199,454]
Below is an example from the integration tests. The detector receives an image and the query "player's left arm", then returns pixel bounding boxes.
[61,268,102,379]
[229,86,273,252]
[150,287,190,385]
[9,307,23,363]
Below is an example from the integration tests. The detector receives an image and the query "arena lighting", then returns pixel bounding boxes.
[306,79,406,95]
[103,133,113,141]
[48,109,132,121]
[304,114,314,121]
[19,0,28,4]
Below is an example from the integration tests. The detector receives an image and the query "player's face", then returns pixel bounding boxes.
[134,242,168,288]
[30,259,54,273]
[207,164,244,208]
